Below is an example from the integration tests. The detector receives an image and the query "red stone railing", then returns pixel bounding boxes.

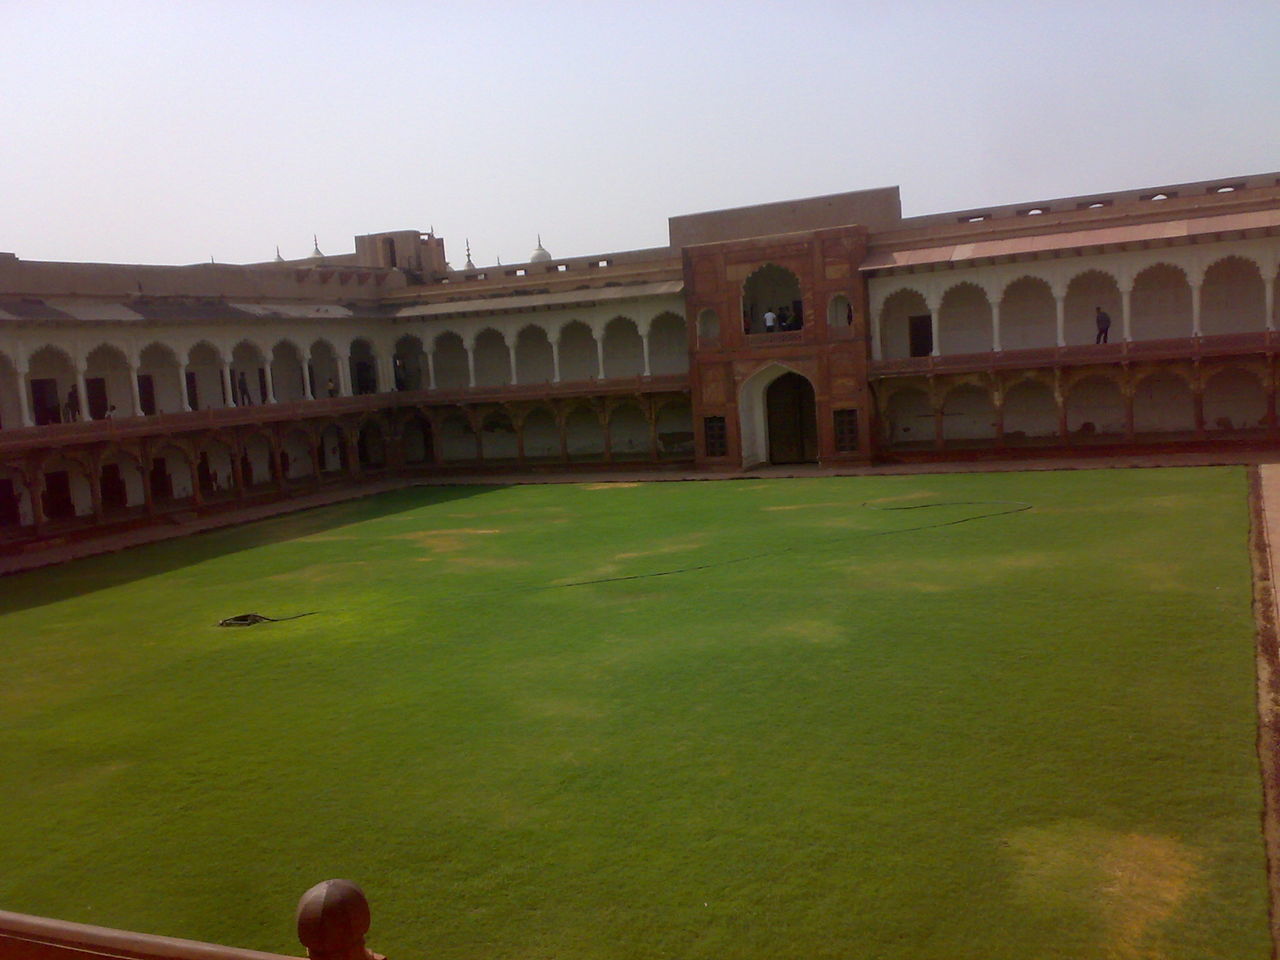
[0,374,690,455]
[870,331,1276,377]
[0,880,378,960]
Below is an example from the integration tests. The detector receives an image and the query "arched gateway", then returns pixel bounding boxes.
[739,365,819,467]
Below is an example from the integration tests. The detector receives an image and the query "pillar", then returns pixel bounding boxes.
[1120,285,1133,343]
[552,343,562,383]
[507,343,517,385]
[466,348,476,389]
[337,358,352,397]
[128,363,142,417]
[641,329,652,377]
[1191,280,1203,337]
[17,367,33,426]
[594,335,605,380]
[89,467,104,520]
[75,364,89,420]
[264,364,277,404]
[426,350,437,390]
[991,303,1002,352]
[602,411,613,463]
[558,413,569,461]
[179,363,192,411]
[928,297,942,357]
[648,411,659,460]
[303,361,315,401]
[1266,272,1276,333]
[221,361,235,407]
[1054,293,1066,347]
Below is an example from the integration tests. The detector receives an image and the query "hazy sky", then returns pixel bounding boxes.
[2,0,1277,267]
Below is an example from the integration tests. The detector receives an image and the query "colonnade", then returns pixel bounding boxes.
[0,311,689,431]
[872,245,1280,361]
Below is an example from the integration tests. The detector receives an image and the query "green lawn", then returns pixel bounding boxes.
[0,468,1268,959]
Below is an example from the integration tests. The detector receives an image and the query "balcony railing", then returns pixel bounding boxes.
[870,331,1275,377]
[0,374,691,454]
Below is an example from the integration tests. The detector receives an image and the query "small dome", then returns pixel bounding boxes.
[529,234,551,263]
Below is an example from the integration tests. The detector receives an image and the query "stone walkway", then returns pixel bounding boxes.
[3,448,1278,577]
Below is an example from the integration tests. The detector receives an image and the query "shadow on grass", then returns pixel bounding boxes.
[0,484,507,616]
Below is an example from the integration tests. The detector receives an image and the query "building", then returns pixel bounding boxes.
[2,171,1279,541]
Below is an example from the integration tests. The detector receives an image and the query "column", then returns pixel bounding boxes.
[1266,273,1276,332]
[263,364,276,403]
[128,363,142,416]
[1193,379,1206,437]
[927,296,942,357]
[1191,280,1203,337]
[594,335,605,379]
[89,467,104,520]
[507,342,517,385]
[221,361,235,407]
[466,347,476,388]
[648,412,659,460]
[870,302,884,361]
[426,350,437,390]
[1120,284,1133,342]
[551,342,562,383]
[179,363,192,411]
[991,302,1002,352]
[303,361,315,400]
[75,364,89,420]
[641,321,652,377]
[337,358,352,397]
[1054,293,1066,347]
[17,367,33,426]
[602,411,613,463]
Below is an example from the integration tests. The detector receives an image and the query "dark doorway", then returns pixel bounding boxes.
[42,470,75,520]
[149,458,174,502]
[31,378,61,425]
[86,377,108,420]
[257,368,269,404]
[101,463,128,511]
[766,372,818,464]
[186,371,200,411]
[909,315,934,357]
[0,478,22,526]
[196,453,215,495]
[137,374,156,415]
[353,360,377,395]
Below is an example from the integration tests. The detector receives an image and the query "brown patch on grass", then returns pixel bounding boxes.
[614,535,706,560]
[391,528,503,552]
[861,490,940,505]
[582,482,642,490]
[446,555,527,570]
[762,501,849,512]
[779,619,845,644]
[1006,821,1200,959]
[269,561,374,583]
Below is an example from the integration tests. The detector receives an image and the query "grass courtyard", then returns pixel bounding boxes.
[0,467,1270,959]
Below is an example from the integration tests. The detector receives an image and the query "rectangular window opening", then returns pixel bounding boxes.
[833,409,859,452]
[704,416,728,458]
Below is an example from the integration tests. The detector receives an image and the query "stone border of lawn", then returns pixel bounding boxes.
[1248,464,1280,954]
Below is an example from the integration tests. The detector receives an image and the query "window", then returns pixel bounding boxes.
[833,409,859,452]
[703,416,728,457]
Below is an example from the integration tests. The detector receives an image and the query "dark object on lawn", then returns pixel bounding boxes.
[218,612,318,627]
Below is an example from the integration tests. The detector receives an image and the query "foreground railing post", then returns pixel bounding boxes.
[297,879,384,960]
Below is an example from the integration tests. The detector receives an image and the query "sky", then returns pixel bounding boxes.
[1,0,1277,268]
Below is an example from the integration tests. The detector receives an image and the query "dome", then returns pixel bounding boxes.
[529,234,551,263]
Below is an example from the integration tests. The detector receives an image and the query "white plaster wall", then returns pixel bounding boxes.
[320,428,345,472]
[886,388,932,444]
[1133,374,1194,433]
[565,410,604,456]
[938,285,992,354]
[942,386,997,440]
[648,314,688,375]
[610,406,649,458]
[655,403,693,454]
[1131,265,1192,340]
[439,418,476,461]
[878,291,929,360]
[1002,382,1058,437]
[999,278,1056,351]
[523,412,559,458]
[283,432,314,478]
[102,455,145,507]
[245,436,273,484]
[1066,379,1125,435]
[1204,369,1266,430]
[603,319,644,378]
[480,419,518,459]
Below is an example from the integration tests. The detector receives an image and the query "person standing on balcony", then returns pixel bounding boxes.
[1095,307,1112,344]
[237,371,253,406]
[764,308,777,333]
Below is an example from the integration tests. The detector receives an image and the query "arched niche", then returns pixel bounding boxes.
[742,264,802,334]
[602,317,644,379]
[1201,257,1266,336]
[649,313,688,375]
[515,326,555,384]
[473,330,512,388]
[999,277,1056,351]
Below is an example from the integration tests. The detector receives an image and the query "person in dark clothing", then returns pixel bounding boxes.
[237,371,252,405]
[1095,306,1112,344]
